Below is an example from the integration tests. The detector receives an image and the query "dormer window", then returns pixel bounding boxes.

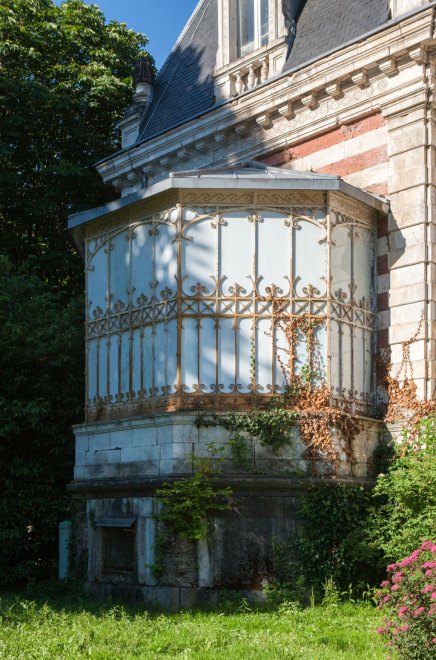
[215,0,292,101]
[238,0,269,57]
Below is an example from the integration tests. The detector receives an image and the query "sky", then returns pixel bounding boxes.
[55,1,199,69]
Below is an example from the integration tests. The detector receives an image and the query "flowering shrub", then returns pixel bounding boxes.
[376,541,436,659]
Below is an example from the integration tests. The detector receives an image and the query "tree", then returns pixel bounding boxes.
[0,0,149,286]
[0,0,150,584]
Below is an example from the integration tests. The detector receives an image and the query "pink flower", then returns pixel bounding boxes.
[391,584,400,592]
[392,572,403,583]
[425,570,433,577]
[422,561,436,569]
[432,592,436,600]
[383,596,391,603]
[400,624,409,632]
[377,627,386,635]
[398,606,408,618]
[421,541,433,550]
[399,558,412,567]
[413,607,425,617]
[432,638,436,644]
[422,584,434,593]
[387,563,397,572]
[380,580,389,588]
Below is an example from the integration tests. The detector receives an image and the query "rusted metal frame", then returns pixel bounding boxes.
[128,226,134,402]
[215,207,220,408]
[176,204,183,407]
[326,194,333,393]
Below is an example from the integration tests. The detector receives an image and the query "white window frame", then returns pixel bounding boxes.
[238,0,269,57]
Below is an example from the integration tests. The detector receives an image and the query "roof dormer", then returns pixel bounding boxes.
[214,0,300,101]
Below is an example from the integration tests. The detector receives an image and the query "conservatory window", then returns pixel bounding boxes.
[238,0,269,57]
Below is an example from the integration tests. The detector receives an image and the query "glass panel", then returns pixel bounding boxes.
[131,223,154,305]
[364,329,373,396]
[108,335,119,402]
[109,231,130,312]
[354,227,374,304]
[256,213,291,296]
[341,324,353,395]
[155,322,167,396]
[88,339,98,402]
[239,0,255,55]
[256,317,272,392]
[182,318,198,393]
[260,0,269,45]
[237,318,252,392]
[155,224,177,299]
[293,219,327,298]
[143,325,153,397]
[182,217,217,295]
[98,337,108,400]
[274,321,289,392]
[314,323,327,386]
[131,329,141,398]
[330,319,341,395]
[353,327,365,400]
[220,211,253,296]
[88,246,107,319]
[167,319,178,394]
[120,332,129,400]
[331,225,352,302]
[218,317,235,393]
[200,318,216,393]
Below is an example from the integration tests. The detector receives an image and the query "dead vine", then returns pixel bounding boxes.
[271,304,362,468]
[380,313,436,434]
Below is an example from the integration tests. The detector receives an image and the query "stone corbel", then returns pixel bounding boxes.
[301,93,317,109]
[326,82,342,99]
[112,177,124,192]
[277,101,295,119]
[256,113,272,129]
[379,57,398,77]
[159,156,171,168]
[126,171,139,184]
[177,147,190,161]
[409,45,427,64]
[351,70,368,88]
[235,122,249,137]
[214,131,227,144]
[194,141,208,153]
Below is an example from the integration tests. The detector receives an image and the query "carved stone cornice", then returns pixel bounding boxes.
[96,7,436,193]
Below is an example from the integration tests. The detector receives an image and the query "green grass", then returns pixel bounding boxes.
[0,587,387,659]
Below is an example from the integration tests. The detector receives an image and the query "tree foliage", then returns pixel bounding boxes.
[0,0,149,584]
[0,0,149,284]
[367,416,436,562]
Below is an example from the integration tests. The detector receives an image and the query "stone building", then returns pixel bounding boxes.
[68,0,436,607]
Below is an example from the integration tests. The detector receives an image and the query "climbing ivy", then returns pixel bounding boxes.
[155,473,232,541]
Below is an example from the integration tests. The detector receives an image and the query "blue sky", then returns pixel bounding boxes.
[56,1,199,69]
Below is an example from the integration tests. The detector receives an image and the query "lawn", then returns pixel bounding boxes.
[0,587,387,659]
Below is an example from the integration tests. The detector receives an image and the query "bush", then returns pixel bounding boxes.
[368,416,436,561]
[376,541,436,659]
[271,483,381,597]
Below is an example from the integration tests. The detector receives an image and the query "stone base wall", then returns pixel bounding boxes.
[73,412,382,483]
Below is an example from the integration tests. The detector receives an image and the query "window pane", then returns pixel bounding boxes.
[260,0,269,45]
[239,0,255,55]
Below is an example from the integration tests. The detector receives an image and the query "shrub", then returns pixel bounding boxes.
[271,483,381,597]
[368,416,436,561]
[376,541,436,659]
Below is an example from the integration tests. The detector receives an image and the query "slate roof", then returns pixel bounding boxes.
[137,0,390,145]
